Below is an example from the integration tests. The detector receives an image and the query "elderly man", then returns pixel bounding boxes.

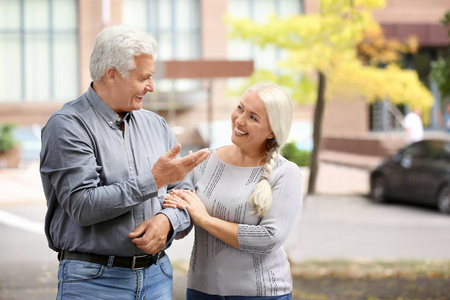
[40,25,208,299]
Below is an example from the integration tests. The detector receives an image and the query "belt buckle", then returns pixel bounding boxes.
[131,254,148,270]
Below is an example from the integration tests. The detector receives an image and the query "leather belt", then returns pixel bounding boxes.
[60,250,166,270]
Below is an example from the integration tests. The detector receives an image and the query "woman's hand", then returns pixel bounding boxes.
[165,190,239,248]
[163,191,187,210]
[164,190,210,227]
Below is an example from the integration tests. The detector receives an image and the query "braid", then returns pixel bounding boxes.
[261,147,279,180]
[246,81,293,216]
[249,143,280,217]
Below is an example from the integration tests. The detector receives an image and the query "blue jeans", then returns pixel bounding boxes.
[57,254,173,299]
[186,289,292,300]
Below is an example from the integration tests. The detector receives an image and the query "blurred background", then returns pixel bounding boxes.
[1,0,450,299]
[0,0,447,168]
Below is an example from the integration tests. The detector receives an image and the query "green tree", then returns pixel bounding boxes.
[227,0,432,194]
[0,123,17,153]
[430,11,450,100]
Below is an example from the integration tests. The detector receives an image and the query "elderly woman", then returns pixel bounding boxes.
[164,82,303,299]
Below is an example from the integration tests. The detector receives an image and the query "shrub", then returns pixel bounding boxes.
[0,123,17,153]
[281,142,311,167]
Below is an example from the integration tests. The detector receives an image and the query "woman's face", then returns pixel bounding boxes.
[231,90,274,155]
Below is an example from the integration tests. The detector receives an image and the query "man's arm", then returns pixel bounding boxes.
[40,114,159,226]
[129,145,209,254]
[41,114,209,227]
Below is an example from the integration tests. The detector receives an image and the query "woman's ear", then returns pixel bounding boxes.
[267,132,274,139]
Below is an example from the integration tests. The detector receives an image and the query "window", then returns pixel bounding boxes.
[227,0,303,88]
[227,0,303,69]
[122,0,201,92]
[0,0,79,103]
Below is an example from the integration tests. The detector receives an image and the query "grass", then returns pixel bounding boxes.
[172,258,450,299]
[289,258,450,279]
[173,257,450,279]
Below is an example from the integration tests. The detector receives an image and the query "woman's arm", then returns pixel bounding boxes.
[163,160,303,253]
[164,190,239,248]
[237,161,303,254]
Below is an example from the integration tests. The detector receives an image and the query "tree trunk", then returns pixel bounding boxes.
[307,71,327,195]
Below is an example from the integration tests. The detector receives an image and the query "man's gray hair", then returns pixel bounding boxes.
[89,25,158,81]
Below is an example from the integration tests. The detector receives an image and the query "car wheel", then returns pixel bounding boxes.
[437,186,450,214]
[371,175,387,203]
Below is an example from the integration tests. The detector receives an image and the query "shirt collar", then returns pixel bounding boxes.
[86,82,132,128]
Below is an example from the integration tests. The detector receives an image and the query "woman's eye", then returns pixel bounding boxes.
[251,116,257,121]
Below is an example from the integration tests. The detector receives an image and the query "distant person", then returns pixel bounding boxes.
[39,25,209,299]
[442,102,450,133]
[164,82,303,299]
[403,107,424,144]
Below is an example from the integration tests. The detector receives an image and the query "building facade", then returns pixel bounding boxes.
[0,0,449,164]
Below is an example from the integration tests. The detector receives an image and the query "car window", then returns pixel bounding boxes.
[425,140,444,160]
[442,142,450,161]
[401,142,426,159]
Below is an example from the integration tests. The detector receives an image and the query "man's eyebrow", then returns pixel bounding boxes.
[141,72,153,78]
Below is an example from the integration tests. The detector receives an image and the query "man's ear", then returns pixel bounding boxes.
[104,67,118,84]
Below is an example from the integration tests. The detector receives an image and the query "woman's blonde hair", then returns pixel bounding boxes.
[247,82,293,217]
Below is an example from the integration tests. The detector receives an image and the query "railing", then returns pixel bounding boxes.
[371,100,405,132]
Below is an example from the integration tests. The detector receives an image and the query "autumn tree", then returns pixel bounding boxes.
[357,23,418,67]
[227,0,433,195]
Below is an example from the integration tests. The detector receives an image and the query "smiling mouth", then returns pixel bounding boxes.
[234,127,247,136]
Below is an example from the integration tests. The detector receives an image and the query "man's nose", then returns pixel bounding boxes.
[146,80,154,92]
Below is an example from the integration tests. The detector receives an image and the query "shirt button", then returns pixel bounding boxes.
[129,167,133,170]
[109,121,113,125]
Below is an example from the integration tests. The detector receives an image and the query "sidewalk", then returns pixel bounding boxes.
[0,155,374,266]
[0,151,376,206]
[3,156,450,300]
[0,161,45,207]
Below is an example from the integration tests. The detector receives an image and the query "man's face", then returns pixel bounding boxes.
[113,54,155,115]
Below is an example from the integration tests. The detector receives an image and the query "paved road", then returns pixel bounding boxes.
[286,194,450,262]
[1,162,450,299]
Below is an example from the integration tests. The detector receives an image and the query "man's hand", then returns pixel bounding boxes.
[152,144,209,189]
[128,214,172,255]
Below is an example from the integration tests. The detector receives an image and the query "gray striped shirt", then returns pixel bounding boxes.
[183,149,303,296]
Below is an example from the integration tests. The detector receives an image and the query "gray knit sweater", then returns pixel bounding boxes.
[180,149,303,296]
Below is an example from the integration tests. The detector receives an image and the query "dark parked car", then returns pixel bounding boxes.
[370,139,450,214]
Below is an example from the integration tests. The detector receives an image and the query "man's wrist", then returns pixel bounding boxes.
[156,212,173,234]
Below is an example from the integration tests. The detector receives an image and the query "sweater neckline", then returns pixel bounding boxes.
[211,148,264,170]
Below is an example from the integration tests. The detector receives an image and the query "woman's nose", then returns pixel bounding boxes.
[235,114,245,126]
